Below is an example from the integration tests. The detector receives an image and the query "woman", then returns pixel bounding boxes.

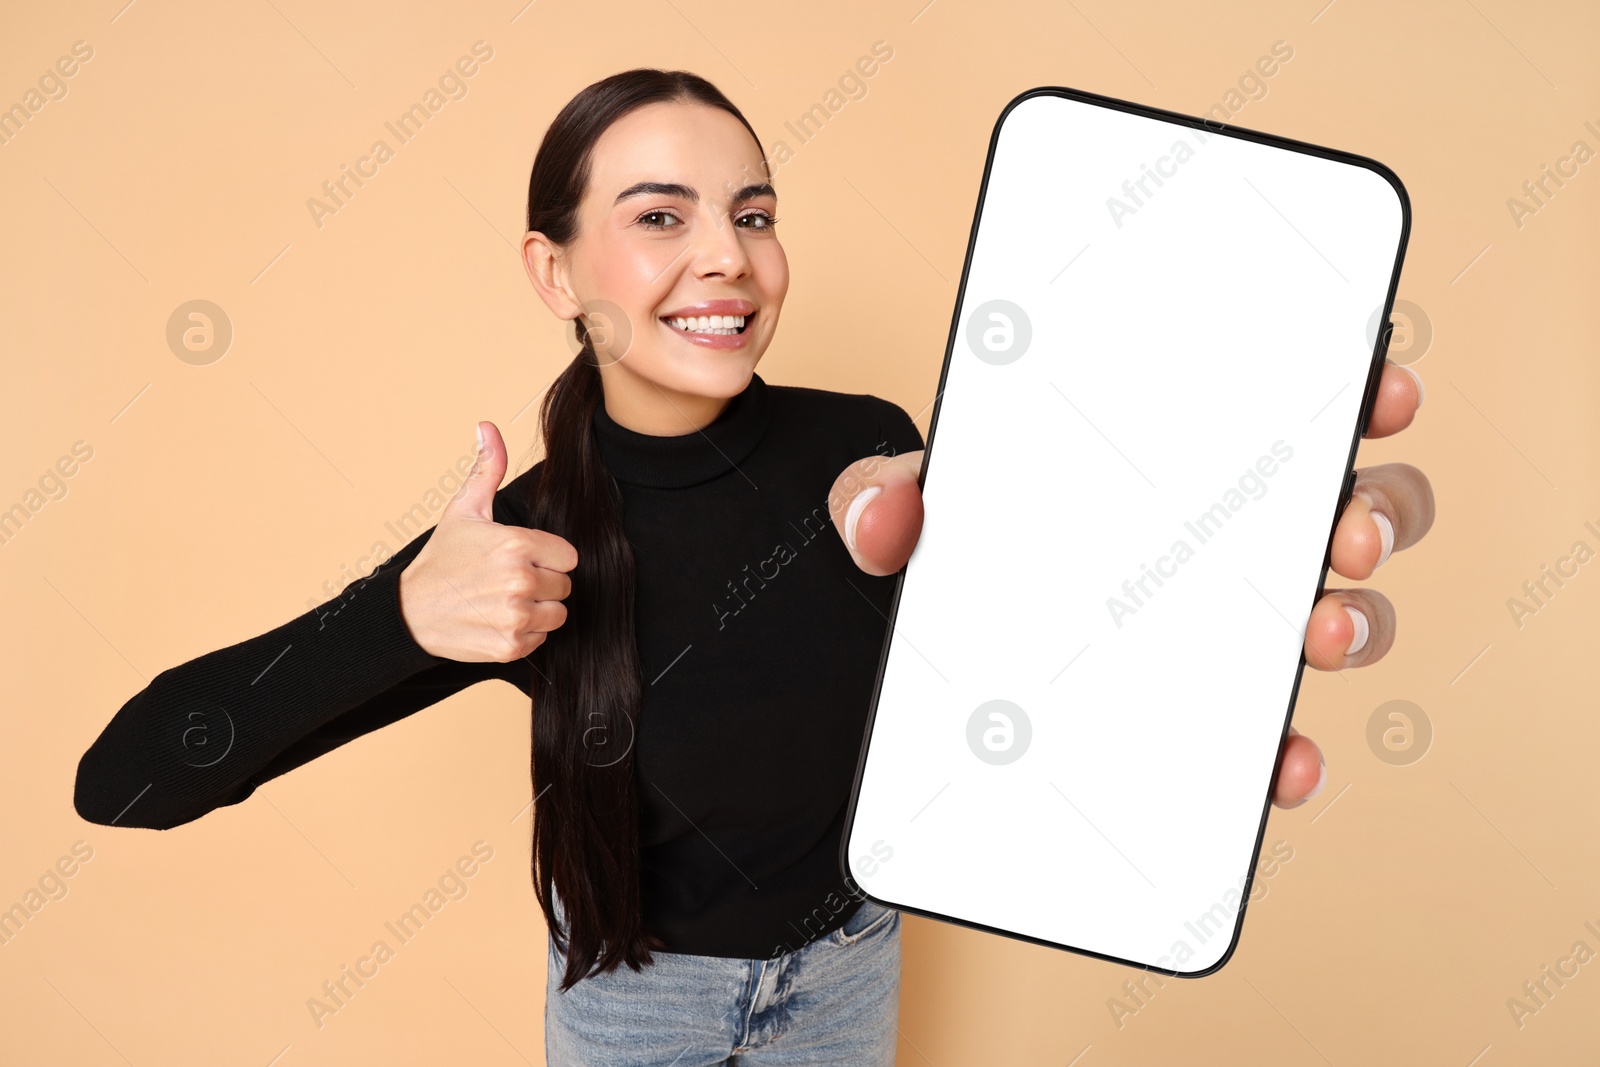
[74,68,1432,1064]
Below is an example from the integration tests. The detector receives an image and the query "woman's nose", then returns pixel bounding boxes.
[688,211,752,277]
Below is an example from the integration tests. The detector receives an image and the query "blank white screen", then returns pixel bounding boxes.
[845,90,1405,975]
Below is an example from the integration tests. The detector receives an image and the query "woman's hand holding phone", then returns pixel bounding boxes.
[399,421,577,663]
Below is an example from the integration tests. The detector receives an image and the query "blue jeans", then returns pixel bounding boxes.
[544,892,902,1066]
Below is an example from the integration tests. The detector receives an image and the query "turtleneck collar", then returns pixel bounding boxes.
[590,372,771,489]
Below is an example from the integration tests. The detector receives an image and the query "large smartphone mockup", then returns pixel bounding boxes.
[840,85,1409,977]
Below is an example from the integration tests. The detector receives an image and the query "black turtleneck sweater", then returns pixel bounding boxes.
[73,371,924,960]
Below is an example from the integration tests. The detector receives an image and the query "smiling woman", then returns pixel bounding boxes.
[73,65,917,1067]
[70,60,1418,1067]
[441,70,923,1064]
[521,96,790,435]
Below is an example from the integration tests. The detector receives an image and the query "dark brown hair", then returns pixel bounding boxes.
[524,68,770,992]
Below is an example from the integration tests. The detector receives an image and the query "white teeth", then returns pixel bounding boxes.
[665,314,747,334]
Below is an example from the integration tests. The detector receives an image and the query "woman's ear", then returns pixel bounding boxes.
[522,231,582,320]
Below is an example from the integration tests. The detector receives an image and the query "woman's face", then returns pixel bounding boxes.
[523,100,788,435]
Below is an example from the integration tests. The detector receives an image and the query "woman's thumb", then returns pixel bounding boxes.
[445,421,507,522]
[830,449,925,577]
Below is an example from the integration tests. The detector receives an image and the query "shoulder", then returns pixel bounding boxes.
[764,381,924,459]
[491,456,545,529]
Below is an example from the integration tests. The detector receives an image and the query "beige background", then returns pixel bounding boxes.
[3,0,1596,1062]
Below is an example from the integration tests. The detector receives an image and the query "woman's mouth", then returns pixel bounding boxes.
[659,311,753,336]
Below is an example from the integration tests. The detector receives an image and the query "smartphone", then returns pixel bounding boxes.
[840,85,1409,977]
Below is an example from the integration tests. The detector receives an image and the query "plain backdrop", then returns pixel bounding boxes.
[3,0,1596,1063]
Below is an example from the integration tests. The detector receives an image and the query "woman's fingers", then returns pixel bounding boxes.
[1242,361,1419,808]
[1270,359,1424,805]
[1304,586,1396,671]
[1273,727,1326,808]
[1330,462,1436,581]
[1364,360,1424,439]
[828,449,925,576]
[523,562,573,603]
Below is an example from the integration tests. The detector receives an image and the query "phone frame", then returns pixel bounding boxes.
[838,82,1411,978]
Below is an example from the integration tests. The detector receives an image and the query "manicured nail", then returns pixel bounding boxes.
[845,485,882,552]
[1400,364,1425,408]
[1305,758,1326,800]
[1372,510,1394,568]
[1344,605,1368,656]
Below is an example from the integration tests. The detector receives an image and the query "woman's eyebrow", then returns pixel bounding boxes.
[613,180,776,205]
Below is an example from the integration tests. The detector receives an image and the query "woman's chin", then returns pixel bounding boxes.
[658,337,767,389]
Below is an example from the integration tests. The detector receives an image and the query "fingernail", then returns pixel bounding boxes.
[1305,758,1326,800]
[1372,510,1394,568]
[844,485,882,552]
[1400,364,1425,408]
[475,423,486,456]
[1344,604,1369,656]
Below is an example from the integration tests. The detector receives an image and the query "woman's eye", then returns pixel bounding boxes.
[638,209,680,230]
[637,209,777,231]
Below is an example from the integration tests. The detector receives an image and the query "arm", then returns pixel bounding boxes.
[73,485,534,830]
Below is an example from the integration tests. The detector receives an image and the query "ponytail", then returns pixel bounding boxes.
[528,328,664,991]
[522,67,770,991]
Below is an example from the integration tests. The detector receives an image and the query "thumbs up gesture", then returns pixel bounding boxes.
[398,422,578,663]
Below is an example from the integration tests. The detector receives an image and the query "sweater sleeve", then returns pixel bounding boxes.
[872,395,926,458]
[73,466,540,830]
